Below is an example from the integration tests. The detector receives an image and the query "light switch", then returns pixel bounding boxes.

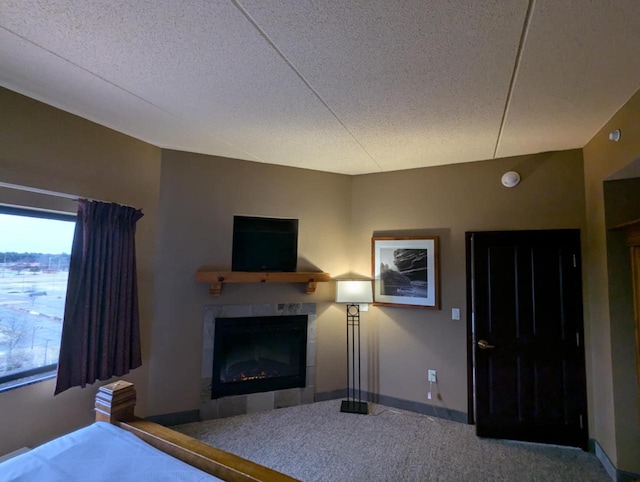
[452,308,460,320]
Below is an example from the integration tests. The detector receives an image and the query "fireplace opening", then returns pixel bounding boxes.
[211,315,307,398]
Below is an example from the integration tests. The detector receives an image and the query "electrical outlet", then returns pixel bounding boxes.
[452,308,460,320]
[428,369,437,383]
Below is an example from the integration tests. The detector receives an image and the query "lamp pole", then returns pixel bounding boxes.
[341,303,368,414]
[335,279,372,415]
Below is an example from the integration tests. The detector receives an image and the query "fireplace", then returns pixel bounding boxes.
[201,303,316,420]
[211,315,307,398]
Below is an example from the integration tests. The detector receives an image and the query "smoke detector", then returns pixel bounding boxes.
[501,171,521,188]
[608,129,621,142]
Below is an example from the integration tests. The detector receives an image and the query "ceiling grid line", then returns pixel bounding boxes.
[492,0,536,160]
[231,0,384,172]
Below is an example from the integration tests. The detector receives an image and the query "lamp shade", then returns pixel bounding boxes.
[335,279,373,303]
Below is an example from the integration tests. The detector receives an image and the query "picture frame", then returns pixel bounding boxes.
[371,236,439,309]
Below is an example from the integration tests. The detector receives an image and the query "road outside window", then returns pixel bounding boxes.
[0,207,75,389]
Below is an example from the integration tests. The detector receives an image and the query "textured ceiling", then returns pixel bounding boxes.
[1,0,639,175]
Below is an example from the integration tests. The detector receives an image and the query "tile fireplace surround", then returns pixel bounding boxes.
[200,303,316,420]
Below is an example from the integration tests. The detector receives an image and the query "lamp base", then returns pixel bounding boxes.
[340,400,368,415]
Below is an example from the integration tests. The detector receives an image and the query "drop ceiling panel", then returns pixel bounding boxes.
[496,0,640,159]
[238,0,530,170]
[0,0,379,174]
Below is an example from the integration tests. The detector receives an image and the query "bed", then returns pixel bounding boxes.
[0,380,297,482]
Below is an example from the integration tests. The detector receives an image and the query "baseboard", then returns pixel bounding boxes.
[147,409,200,426]
[364,391,468,423]
[590,438,640,482]
[315,388,347,402]
[592,439,618,481]
[617,470,640,482]
[315,389,468,424]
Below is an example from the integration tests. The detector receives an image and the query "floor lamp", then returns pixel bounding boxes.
[335,279,373,415]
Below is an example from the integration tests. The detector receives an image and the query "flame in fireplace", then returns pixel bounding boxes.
[222,369,280,383]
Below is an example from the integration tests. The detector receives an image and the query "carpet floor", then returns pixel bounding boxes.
[172,400,610,482]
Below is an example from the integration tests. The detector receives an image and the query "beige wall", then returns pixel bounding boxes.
[147,149,352,414]
[350,151,586,414]
[151,149,587,418]
[0,88,161,455]
[582,88,640,473]
[147,147,587,424]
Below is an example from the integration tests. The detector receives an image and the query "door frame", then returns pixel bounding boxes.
[465,231,475,424]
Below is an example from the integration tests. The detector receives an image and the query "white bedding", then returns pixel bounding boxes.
[0,422,222,481]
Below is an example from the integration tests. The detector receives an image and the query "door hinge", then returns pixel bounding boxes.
[579,414,583,429]
[572,254,577,268]
[576,332,580,347]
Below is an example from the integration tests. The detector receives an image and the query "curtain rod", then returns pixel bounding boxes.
[0,181,137,209]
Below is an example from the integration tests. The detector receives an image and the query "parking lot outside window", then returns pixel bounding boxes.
[0,206,75,391]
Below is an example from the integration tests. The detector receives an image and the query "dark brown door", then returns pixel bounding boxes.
[468,230,588,449]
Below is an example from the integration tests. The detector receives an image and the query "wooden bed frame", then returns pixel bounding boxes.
[94,380,297,482]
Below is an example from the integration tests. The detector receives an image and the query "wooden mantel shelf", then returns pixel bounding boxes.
[195,270,331,296]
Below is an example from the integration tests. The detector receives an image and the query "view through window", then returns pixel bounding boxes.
[0,206,75,386]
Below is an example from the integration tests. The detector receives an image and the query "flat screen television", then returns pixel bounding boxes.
[232,215,298,272]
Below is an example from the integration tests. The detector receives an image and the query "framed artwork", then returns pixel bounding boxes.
[371,236,439,309]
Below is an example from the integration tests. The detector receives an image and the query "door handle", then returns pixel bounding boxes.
[477,339,495,350]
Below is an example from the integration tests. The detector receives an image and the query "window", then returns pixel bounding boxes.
[0,206,75,390]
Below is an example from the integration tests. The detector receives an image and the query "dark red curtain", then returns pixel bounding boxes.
[55,200,143,395]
